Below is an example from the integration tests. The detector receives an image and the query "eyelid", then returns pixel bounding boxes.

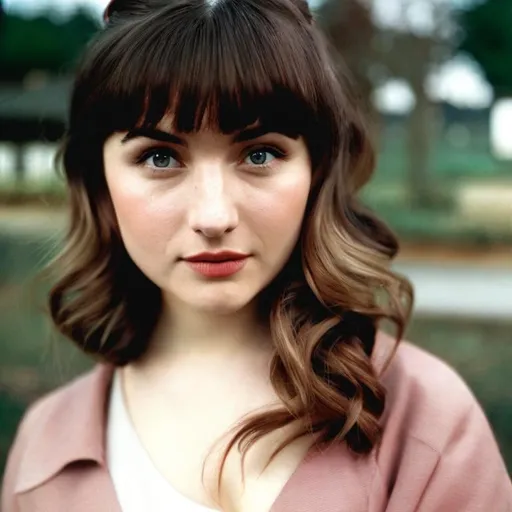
[242,144,287,160]
[135,145,181,166]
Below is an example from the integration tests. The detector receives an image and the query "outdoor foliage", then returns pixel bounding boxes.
[0,8,100,81]
[459,0,512,98]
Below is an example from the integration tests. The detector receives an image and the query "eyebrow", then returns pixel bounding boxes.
[121,124,294,146]
[121,128,187,146]
[233,125,276,143]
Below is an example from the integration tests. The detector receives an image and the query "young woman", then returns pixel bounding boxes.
[2,0,511,511]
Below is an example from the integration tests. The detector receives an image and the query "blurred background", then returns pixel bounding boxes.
[0,0,511,480]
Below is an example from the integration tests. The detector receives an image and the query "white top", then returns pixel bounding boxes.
[106,370,217,512]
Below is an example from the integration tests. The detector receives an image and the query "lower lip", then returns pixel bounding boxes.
[185,258,248,278]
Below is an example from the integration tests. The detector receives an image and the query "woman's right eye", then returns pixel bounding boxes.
[137,148,180,170]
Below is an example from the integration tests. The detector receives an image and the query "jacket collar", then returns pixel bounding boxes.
[14,363,115,494]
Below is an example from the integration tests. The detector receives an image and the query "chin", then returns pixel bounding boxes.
[195,301,246,315]
[178,286,256,315]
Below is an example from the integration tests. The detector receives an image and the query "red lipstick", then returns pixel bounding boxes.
[183,251,249,278]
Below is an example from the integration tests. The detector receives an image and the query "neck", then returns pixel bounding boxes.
[132,298,274,373]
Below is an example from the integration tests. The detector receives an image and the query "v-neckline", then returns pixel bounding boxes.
[108,370,218,511]
[109,368,320,512]
[267,443,320,512]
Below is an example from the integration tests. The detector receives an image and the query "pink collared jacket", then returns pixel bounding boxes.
[2,335,512,512]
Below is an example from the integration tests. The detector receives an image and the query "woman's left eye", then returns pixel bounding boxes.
[244,148,282,167]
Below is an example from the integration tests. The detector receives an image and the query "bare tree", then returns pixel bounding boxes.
[317,0,455,207]
[315,0,375,103]
[374,0,454,206]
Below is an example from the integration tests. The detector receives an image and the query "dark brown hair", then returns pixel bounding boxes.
[49,0,412,504]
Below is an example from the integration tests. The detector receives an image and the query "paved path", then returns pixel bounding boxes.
[395,262,512,320]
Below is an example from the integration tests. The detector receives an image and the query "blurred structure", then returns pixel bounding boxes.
[0,2,97,193]
[0,78,69,185]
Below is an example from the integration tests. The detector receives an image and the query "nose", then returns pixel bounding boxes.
[188,166,238,238]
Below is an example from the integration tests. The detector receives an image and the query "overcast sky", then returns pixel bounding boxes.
[3,0,493,111]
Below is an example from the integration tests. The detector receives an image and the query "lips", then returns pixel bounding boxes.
[183,252,249,278]
[184,251,249,263]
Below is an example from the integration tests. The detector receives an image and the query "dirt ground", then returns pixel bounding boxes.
[397,243,511,267]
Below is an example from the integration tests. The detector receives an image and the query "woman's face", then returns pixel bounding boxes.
[103,116,311,315]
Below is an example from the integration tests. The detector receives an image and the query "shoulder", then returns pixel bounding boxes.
[15,365,108,438]
[375,333,479,453]
[2,364,113,498]
[370,334,512,509]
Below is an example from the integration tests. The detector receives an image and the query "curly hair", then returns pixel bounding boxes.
[47,0,413,504]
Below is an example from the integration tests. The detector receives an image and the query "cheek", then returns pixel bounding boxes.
[250,172,311,242]
[107,177,180,253]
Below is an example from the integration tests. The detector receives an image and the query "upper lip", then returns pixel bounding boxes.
[184,251,249,262]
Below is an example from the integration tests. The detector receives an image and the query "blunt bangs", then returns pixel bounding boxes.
[69,0,340,168]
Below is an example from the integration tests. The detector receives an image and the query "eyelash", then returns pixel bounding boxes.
[134,145,287,172]
[134,147,178,168]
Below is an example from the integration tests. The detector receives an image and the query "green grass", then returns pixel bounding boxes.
[407,318,512,471]
[373,129,512,183]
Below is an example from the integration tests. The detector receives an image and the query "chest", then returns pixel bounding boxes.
[126,390,317,512]
[19,442,377,512]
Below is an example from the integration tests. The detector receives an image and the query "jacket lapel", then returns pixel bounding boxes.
[18,464,122,512]
[270,443,375,512]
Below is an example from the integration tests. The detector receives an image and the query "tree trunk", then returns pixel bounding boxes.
[406,85,434,207]
[14,144,24,187]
